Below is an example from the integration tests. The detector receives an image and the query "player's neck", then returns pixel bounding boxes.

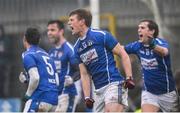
[25,43,31,50]
[79,27,88,38]
[55,36,66,47]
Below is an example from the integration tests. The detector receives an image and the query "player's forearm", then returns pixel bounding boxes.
[26,67,39,96]
[121,53,133,78]
[79,63,91,97]
[81,73,91,98]
[153,45,169,57]
[115,44,133,77]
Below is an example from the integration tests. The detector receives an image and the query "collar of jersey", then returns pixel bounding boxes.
[55,41,66,49]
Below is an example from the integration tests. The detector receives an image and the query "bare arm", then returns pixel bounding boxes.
[79,63,91,98]
[112,43,133,78]
[153,45,168,57]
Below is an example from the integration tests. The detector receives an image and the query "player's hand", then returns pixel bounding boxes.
[85,97,95,109]
[19,72,28,83]
[22,94,30,102]
[124,76,135,89]
[64,75,73,87]
[148,36,156,49]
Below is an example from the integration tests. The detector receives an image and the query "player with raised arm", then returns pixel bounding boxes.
[68,9,135,112]
[124,19,179,112]
[19,27,58,112]
[47,20,79,112]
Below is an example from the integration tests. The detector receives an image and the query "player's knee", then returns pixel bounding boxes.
[38,102,52,112]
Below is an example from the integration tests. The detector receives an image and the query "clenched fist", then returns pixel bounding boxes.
[85,97,95,109]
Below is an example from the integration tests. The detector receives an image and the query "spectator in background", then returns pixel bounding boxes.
[68,9,135,112]
[47,20,79,112]
[0,24,12,97]
[124,19,179,112]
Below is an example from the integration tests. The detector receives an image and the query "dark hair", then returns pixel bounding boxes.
[25,27,41,45]
[140,19,159,38]
[69,9,92,27]
[47,20,64,30]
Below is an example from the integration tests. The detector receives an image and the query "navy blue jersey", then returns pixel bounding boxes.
[49,41,77,96]
[74,28,124,89]
[125,38,176,94]
[22,45,58,100]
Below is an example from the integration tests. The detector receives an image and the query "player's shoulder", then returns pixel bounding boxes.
[63,41,74,54]
[89,28,107,36]
[22,49,35,59]
[155,37,168,44]
[22,51,34,61]
[127,40,141,46]
[64,41,74,50]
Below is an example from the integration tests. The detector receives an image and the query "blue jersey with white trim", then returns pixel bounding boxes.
[22,45,58,99]
[125,38,176,94]
[49,41,77,96]
[74,28,124,89]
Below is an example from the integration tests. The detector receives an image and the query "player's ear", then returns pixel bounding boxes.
[80,19,85,25]
[150,29,155,36]
[59,29,64,36]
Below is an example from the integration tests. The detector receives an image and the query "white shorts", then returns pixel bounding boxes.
[94,82,128,112]
[141,90,179,112]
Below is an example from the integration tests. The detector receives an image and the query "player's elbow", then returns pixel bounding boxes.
[160,48,169,57]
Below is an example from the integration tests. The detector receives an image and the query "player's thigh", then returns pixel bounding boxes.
[94,86,106,112]
[104,82,128,112]
[141,90,160,112]
[141,104,159,112]
[105,102,124,112]
[38,101,54,112]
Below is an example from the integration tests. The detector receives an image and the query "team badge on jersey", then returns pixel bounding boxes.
[80,48,98,65]
[141,57,158,69]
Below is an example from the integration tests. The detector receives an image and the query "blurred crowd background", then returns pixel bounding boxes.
[0,0,180,112]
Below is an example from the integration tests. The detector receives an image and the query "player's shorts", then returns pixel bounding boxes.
[23,90,58,112]
[141,90,179,112]
[94,81,128,112]
[55,93,78,112]
[23,100,57,112]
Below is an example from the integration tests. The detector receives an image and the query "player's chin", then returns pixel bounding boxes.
[72,31,77,36]
[49,38,56,44]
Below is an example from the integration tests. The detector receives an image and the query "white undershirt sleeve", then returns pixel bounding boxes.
[25,67,40,96]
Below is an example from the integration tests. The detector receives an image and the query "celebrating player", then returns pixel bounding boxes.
[68,9,135,112]
[124,19,179,112]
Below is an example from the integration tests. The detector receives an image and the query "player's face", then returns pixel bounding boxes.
[47,23,60,44]
[68,14,83,36]
[138,22,154,44]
